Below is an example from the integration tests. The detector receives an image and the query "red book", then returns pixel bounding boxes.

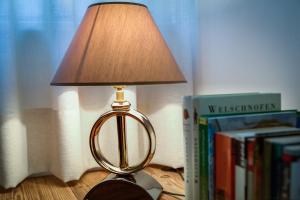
[246,139,255,200]
[215,132,235,200]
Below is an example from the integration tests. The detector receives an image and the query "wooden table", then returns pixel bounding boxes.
[0,166,184,200]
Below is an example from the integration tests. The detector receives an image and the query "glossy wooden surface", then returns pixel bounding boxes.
[0,166,184,200]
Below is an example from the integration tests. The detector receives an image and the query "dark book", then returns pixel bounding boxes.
[200,110,297,200]
[264,136,300,199]
[215,126,300,200]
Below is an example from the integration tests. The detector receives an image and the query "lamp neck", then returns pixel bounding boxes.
[113,86,126,102]
[112,86,131,111]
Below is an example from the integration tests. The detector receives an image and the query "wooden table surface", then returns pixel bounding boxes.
[0,166,184,200]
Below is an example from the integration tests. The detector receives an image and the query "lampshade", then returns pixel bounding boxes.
[51,2,186,86]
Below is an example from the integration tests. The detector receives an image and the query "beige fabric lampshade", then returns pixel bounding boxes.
[51,2,186,86]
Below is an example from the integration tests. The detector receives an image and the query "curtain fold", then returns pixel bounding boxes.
[0,0,194,188]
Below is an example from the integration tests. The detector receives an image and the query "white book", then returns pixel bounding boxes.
[284,145,300,200]
[182,96,194,200]
[235,166,246,200]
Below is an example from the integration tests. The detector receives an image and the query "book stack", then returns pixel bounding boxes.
[182,93,300,200]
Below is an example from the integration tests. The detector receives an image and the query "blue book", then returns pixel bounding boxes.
[297,112,300,128]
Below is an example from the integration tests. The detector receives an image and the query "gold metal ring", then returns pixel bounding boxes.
[89,109,156,175]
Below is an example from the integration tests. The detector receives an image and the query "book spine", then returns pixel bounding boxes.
[182,96,194,200]
[246,140,255,200]
[215,133,235,200]
[253,139,264,200]
[263,141,272,200]
[297,112,300,128]
[208,125,215,200]
[272,145,284,200]
[233,139,246,200]
[281,154,293,200]
[193,103,200,200]
[290,159,300,200]
[199,118,209,200]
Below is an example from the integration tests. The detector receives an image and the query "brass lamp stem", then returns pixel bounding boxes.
[117,115,128,169]
[113,86,129,169]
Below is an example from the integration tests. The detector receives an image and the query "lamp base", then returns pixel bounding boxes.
[84,171,163,200]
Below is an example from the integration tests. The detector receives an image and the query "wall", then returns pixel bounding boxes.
[194,0,300,110]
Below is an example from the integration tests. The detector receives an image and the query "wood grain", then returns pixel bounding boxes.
[145,167,184,200]
[0,166,184,200]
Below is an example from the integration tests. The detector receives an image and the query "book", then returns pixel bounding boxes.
[182,96,194,200]
[284,145,300,200]
[246,138,255,200]
[215,132,235,200]
[290,157,300,200]
[182,93,281,200]
[251,132,300,200]
[264,136,300,199]
[281,145,300,200]
[297,112,300,128]
[199,110,297,200]
[263,137,273,200]
[215,126,300,200]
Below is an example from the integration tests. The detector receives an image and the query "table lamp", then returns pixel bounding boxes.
[51,2,186,200]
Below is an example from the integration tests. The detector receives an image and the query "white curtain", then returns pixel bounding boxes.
[0,0,194,188]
